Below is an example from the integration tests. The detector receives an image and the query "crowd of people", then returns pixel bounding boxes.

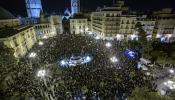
[1,34,154,99]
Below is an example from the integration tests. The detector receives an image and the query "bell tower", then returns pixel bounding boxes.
[71,0,80,15]
[25,0,43,18]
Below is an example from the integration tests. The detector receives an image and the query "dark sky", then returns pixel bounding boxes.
[0,0,174,17]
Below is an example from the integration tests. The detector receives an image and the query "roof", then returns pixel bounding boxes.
[70,14,87,19]
[0,25,33,38]
[0,7,15,20]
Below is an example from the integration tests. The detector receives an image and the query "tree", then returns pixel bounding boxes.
[0,43,17,99]
[135,22,147,46]
[0,43,17,81]
[135,22,156,60]
[129,87,171,100]
[168,92,175,99]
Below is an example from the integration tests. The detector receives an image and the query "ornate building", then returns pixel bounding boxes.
[34,14,57,39]
[25,0,43,18]
[0,26,37,57]
[91,0,136,40]
[70,14,88,35]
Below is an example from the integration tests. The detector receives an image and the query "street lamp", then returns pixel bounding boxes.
[88,32,93,35]
[160,89,166,95]
[169,69,174,74]
[163,80,175,90]
[29,52,37,58]
[60,60,67,66]
[38,41,44,46]
[95,36,100,40]
[131,34,138,41]
[117,34,122,41]
[43,35,47,39]
[85,28,89,31]
[105,42,112,48]
[37,70,46,78]
[110,56,118,63]
[84,56,92,63]
[146,72,151,76]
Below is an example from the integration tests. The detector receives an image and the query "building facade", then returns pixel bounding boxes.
[34,23,57,39]
[91,9,121,39]
[119,16,136,40]
[153,8,175,42]
[25,0,43,18]
[0,19,20,29]
[0,26,37,58]
[91,0,135,40]
[70,17,88,34]
[49,15,63,34]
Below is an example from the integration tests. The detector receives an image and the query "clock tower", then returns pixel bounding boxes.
[71,0,80,15]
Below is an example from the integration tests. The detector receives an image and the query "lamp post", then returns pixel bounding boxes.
[29,52,37,58]
[110,56,118,63]
[95,36,100,40]
[38,41,44,46]
[105,42,112,48]
[37,69,57,100]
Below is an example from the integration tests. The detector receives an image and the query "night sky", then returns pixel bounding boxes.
[0,0,174,17]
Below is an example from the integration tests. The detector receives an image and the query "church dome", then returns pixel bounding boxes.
[0,6,15,19]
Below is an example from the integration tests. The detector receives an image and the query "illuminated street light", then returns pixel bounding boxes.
[60,60,67,66]
[164,80,175,90]
[85,28,89,31]
[43,35,47,39]
[38,41,44,46]
[88,32,93,35]
[131,34,138,40]
[160,89,166,95]
[105,42,112,48]
[146,72,151,76]
[80,29,83,33]
[82,96,86,99]
[169,69,174,74]
[95,36,100,40]
[156,34,162,38]
[37,70,46,78]
[29,52,37,58]
[85,56,91,62]
[110,56,118,63]
[116,34,122,40]
[167,34,172,38]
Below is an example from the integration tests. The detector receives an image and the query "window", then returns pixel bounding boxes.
[126,20,130,24]
[73,31,75,34]
[106,14,110,17]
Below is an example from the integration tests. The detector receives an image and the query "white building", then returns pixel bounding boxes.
[91,0,136,40]
[34,14,57,39]
[70,14,88,35]
[34,23,56,39]
[153,8,175,42]
[137,15,156,40]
